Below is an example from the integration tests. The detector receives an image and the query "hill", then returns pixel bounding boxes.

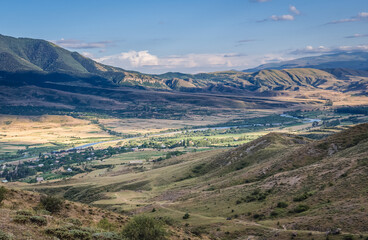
[0,187,204,239]
[244,52,368,72]
[23,123,368,239]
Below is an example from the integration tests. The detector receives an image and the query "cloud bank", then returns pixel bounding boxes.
[91,50,287,74]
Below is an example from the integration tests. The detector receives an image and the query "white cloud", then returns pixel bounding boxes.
[289,5,300,15]
[94,50,275,73]
[260,5,300,22]
[51,39,113,49]
[97,50,159,68]
[328,11,368,24]
[345,33,368,39]
[81,52,94,58]
[358,12,368,18]
[271,14,294,21]
[290,45,368,55]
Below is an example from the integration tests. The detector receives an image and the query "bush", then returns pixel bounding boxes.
[13,215,30,224]
[253,213,265,220]
[277,202,288,208]
[97,218,115,231]
[121,215,168,240]
[45,226,93,240]
[67,218,83,226]
[0,187,7,204]
[293,192,313,202]
[155,216,176,226]
[30,216,47,226]
[183,213,190,219]
[16,210,33,216]
[270,211,279,217]
[40,195,64,213]
[293,204,310,213]
[0,230,11,240]
[343,235,354,240]
[92,232,121,240]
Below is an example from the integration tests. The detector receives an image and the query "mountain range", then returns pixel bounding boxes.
[243,52,368,72]
[1,34,368,116]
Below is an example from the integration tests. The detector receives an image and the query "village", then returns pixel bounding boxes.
[0,146,137,183]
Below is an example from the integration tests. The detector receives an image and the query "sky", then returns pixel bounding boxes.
[1,0,368,74]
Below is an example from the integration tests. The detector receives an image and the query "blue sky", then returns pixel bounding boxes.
[1,0,367,73]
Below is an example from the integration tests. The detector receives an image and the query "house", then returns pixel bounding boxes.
[67,168,73,173]
[129,160,143,164]
[1,179,8,183]
[38,164,44,167]
[36,177,44,182]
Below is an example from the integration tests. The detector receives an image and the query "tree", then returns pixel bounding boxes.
[0,186,7,204]
[40,195,64,213]
[121,215,168,240]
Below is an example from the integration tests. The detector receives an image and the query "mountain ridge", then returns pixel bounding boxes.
[1,34,368,93]
[243,51,368,72]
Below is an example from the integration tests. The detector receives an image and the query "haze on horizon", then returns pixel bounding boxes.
[1,0,368,74]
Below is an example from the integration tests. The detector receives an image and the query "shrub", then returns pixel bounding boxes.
[253,213,265,220]
[343,235,354,240]
[69,230,92,240]
[155,216,176,226]
[0,187,7,204]
[0,230,11,240]
[293,204,310,213]
[30,216,47,226]
[13,215,30,224]
[97,218,115,231]
[45,226,93,240]
[121,215,168,240]
[16,210,33,216]
[277,202,288,208]
[40,195,64,213]
[183,213,190,219]
[270,211,279,217]
[67,218,83,226]
[92,232,121,240]
[293,192,313,202]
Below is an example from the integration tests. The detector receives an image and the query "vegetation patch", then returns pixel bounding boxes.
[40,195,64,213]
[121,215,168,240]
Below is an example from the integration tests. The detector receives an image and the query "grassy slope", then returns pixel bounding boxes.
[0,187,204,240]
[24,123,368,239]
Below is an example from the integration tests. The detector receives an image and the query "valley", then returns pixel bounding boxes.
[1,33,368,240]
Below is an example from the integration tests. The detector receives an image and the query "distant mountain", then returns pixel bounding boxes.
[0,34,168,89]
[2,34,368,93]
[1,34,368,114]
[244,52,368,72]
